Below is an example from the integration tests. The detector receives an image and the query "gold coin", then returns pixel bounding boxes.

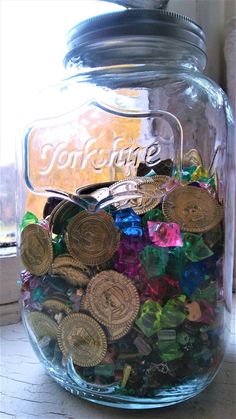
[152,175,171,191]
[27,311,58,340]
[57,313,107,367]
[131,179,162,215]
[52,265,90,287]
[80,292,91,313]
[49,200,81,234]
[107,322,133,343]
[20,224,53,276]
[53,254,91,276]
[65,210,120,266]
[86,270,140,329]
[162,186,224,232]
[42,299,72,315]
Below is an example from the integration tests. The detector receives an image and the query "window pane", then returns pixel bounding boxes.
[0,0,123,248]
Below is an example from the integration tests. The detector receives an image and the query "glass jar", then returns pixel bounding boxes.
[18,9,235,409]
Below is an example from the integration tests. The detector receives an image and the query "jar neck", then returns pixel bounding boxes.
[65,37,207,73]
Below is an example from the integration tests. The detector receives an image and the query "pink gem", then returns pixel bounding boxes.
[147,221,183,247]
[114,237,146,278]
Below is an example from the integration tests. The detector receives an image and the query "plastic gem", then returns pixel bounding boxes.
[135,300,162,337]
[192,283,217,303]
[166,247,188,280]
[198,300,215,324]
[160,295,187,329]
[31,286,45,303]
[29,277,39,290]
[139,246,169,278]
[133,336,152,355]
[20,211,38,231]
[177,331,192,346]
[180,262,206,296]
[141,277,168,303]
[142,208,166,226]
[94,365,115,378]
[203,225,222,249]
[155,341,183,362]
[113,208,142,236]
[183,233,213,262]
[157,329,176,341]
[52,235,67,256]
[148,221,183,247]
[181,165,197,181]
[121,364,132,387]
[190,166,209,181]
[115,237,145,278]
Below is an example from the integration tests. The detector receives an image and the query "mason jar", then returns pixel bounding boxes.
[18,9,235,409]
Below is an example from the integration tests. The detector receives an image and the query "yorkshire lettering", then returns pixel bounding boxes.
[40,137,161,175]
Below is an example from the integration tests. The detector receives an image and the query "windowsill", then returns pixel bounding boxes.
[1,294,235,419]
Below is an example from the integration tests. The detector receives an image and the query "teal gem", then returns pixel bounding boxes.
[32,286,45,303]
[154,341,183,362]
[160,295,187,329]
[52,235,67,256]
[182,165,197,181]
[20,211,38,231]
[135,300,162,337]
[139,245,169,278]
[142,208,166,226]
[183,233,213,262]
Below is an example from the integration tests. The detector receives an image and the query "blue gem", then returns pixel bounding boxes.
[180,262,205,296]
[113,208,142,236]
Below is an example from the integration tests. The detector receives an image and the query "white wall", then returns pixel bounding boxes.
[168,0,236,85]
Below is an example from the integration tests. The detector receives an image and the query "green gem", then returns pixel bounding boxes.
[142,208,166,226]
[160,295,187,329]
[52,235,67,256]
[192,283,216,302]
[177,331,192,345]
[135,300,162,337]
[166,247,188,280]
[183,233,213,262]
[155,341,183,362]
[94,365,115,377]
[139,246,169,278]
[20,211,38,231]
[32,287,45,303]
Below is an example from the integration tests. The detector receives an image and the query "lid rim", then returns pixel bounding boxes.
[65,9,206,66]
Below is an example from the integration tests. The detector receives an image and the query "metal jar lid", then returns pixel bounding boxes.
[64,9,206,66]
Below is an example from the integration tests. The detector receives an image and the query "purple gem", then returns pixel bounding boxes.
[114,236,146,278]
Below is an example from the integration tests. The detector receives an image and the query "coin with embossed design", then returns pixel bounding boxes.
[131,179,162,214]
[53,254,91,276]
[20,224,53,276]
[86,270,140,329]
[52,265,90,287]
[49,199,81,234]
[107,322,133,342]
[162,186,224,232]
[57,313,107,367]
[42,299,72,315]
[27,311,58,340]
[65,210,120,265]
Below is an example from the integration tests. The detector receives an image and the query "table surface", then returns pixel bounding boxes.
[1,295,235,419]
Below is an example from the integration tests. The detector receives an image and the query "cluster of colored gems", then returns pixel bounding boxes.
[19,156,225,402]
